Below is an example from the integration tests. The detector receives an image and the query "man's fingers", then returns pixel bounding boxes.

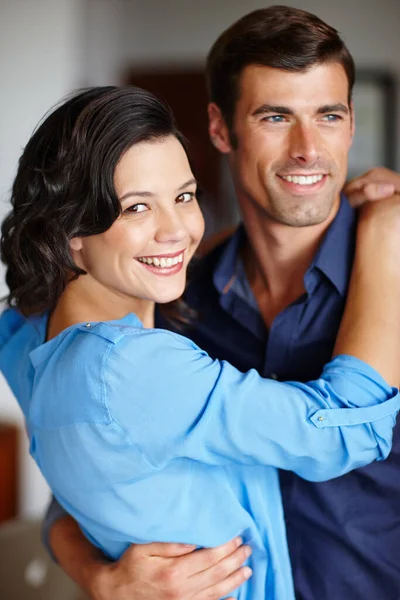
[122,537,251,599]
[179,537,243,576]
[137,541,197,558]
[192,542,252,587]
[196,565,253,600]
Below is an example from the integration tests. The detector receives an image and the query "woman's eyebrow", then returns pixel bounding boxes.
[176,178,197,192]
[119,190,153,202]
[119,179,197,203]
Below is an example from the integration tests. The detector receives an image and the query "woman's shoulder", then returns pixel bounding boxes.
[29,315,212,425]
[104,321,210,373]
[29,312,205,376]
[86,313,207,361]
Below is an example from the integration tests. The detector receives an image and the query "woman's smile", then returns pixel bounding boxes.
[136,249,185,275]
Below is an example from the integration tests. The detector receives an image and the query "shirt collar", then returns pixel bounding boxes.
[213,195,356,301]
[308,194,356,297]
[213,224,246,297]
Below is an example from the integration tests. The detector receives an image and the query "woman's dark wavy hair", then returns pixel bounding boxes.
[1,86,194,322]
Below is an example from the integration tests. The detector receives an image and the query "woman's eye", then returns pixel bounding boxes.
[125,203,149,214]
[177,192,195,203]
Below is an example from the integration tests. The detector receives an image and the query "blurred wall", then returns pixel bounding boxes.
[0,0,87,517]
[122,0,400,76]
[0,0,399,518]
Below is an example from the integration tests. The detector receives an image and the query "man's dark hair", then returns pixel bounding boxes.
[1,86,189,318]
[206,5,355,131]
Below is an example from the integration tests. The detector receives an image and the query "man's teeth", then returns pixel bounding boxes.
[137,253,184,267]
[282,174,324,185]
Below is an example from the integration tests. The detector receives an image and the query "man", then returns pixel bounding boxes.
[35,6,400,600]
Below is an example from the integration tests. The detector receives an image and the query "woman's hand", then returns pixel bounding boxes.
[344,167,400,207]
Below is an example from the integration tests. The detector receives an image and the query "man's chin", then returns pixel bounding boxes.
[269,202,338,228]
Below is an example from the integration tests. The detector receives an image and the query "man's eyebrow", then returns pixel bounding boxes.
[119,179,197,203]
[317,103,349,115]
[251,104,294,117]
[251,103,350,118]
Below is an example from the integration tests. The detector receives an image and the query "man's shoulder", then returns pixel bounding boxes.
[185,235,233,304]
[199,234,234,272]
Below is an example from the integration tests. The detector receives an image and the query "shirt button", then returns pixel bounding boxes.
[318,416,325,421]
[85,323,92,328]
[270,373,279,380]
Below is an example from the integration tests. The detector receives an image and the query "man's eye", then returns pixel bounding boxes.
[177,192,195,203]
[322,114,342,122]
[262,115,286,123]
[125,203,148,214]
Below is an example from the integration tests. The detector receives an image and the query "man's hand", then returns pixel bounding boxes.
[344,167,400,207]
[90,538,252,600]
[50,515,251,600]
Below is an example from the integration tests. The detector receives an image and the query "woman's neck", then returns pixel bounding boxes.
[47,277,155,340]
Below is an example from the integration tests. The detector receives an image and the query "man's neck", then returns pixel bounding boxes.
[241,201,340,328]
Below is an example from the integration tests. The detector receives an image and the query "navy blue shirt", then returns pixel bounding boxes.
[158,196,400,600]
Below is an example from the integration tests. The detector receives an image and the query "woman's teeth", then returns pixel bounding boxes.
[137,253,184,268]
[281,174,324,185]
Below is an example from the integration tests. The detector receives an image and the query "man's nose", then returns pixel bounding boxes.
[288,123,320,164]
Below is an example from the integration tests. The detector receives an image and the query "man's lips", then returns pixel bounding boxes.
[277,173,328,193]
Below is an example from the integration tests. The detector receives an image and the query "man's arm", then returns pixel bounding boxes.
[46,498,251,600]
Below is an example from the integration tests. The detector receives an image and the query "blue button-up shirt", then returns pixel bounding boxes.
[0,270,399,599]
[174,196,400,600]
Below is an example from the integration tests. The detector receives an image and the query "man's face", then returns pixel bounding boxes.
[222,62,354,227]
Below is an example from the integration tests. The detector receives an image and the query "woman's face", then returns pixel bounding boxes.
[70,136,205,307]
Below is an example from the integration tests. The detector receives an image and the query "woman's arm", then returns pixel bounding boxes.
[103,199,400,482]
[38,196,400,600]
[30,197,400,591]
[334,194,400,385]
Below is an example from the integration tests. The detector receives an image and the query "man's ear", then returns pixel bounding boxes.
[69,237,83,252]
[208,103,232,154]
[349,100,356,146]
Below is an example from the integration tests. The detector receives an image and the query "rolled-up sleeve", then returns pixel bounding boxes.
[107,330,400,482]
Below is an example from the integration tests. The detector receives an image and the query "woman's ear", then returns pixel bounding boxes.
[69,237,83,252]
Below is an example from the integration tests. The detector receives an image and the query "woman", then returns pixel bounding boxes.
[1,86,399,600]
